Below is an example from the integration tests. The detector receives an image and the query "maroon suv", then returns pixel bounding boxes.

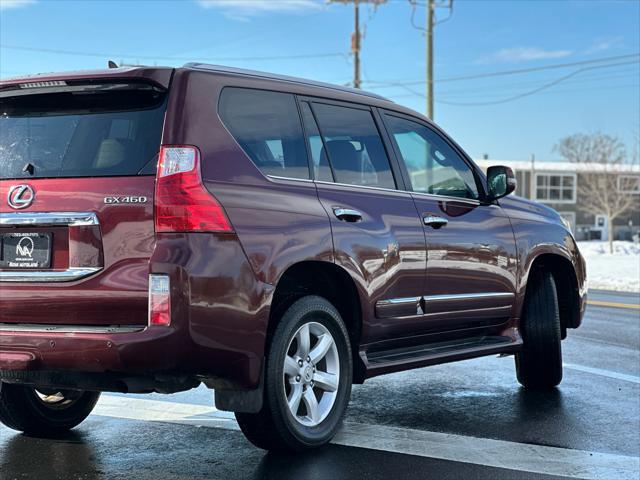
[0,65,587,451]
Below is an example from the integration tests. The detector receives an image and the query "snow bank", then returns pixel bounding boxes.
[577,241,640,292]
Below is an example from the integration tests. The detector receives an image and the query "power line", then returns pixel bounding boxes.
[402,59,640,105]
[365,59,638,103]
[390,65,639,97]
[365,52,640,87]
[0,44,348,62]
[437,71,640,97]
[384,83,640,101]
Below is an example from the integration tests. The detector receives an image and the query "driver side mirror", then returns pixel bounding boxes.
[486,165,516,201]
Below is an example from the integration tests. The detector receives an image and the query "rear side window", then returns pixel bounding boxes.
[0,85,166,179]
[311,103,395,189]
[218,88,310,180]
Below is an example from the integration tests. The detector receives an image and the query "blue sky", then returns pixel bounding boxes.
[1,0,638,160]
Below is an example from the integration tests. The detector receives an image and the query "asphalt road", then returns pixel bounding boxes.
[1,289,639,480]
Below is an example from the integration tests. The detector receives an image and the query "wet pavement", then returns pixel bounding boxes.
[1,289,639,479]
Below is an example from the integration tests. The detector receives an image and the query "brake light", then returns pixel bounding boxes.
[149,274,171,326]
[155,146,233,232]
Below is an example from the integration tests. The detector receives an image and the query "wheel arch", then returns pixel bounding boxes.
[267,260,365,382]
[525,252,581,337]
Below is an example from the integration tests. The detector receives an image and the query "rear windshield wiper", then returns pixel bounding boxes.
[22,162,35,175]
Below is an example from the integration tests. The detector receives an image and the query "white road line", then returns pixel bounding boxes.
[564,363,640,384]
[94,395,640,480]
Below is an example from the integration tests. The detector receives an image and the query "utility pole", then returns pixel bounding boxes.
[354,0,361,89]
[412,0,453,119]
[426,0,434,119]
[329,0,387,89]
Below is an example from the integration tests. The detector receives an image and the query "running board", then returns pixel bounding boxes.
[362,335,521,379]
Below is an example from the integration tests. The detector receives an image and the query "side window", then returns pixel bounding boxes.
[311,102,396,189]
[218,88,310,180]
[384,114,478,199]
[300,102,333,182]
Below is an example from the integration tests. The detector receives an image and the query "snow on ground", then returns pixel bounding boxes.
[577,241,640,292]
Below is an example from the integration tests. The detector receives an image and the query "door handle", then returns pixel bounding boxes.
[423,215,448,229]
[333,207,362,222]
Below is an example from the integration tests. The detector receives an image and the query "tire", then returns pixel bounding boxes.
[0,382,100,436]
[236,295,353,452]
[515,269,563,389]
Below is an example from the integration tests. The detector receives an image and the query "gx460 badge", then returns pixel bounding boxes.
[104,196,148,204]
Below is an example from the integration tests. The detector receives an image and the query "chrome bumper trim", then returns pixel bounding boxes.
[0,323,145,334]
[0,211,99,226]
[0,267,102,283]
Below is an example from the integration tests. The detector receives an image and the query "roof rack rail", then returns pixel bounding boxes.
[183,63,390,102]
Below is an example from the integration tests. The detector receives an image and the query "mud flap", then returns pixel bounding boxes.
[214,367,264,413]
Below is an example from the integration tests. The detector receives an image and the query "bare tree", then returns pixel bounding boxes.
[555,133,638,254]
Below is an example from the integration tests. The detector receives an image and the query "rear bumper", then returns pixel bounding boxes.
[0,233,272,392]
[0,325,180,373]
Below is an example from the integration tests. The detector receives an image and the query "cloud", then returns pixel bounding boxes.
[585,36,623,55]
[476,47,573,64]
[196,0,323,21]
[0,0,36,10]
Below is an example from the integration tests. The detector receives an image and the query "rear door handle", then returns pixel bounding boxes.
[333,207,362,222]
[423,215,448,229]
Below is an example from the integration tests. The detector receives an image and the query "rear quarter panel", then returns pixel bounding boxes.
[153,69,335,386]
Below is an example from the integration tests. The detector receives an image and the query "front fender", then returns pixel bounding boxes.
[501,197,587,326]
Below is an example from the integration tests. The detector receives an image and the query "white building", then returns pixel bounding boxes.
[476,159,640,241]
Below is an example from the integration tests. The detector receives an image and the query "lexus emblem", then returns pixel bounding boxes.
[7,184,35,210]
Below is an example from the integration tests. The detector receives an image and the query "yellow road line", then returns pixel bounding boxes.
[587,299,640,310]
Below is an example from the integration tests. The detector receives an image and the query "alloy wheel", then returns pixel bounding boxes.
[283,321,340,427]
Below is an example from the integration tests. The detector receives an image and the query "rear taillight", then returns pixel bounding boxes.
[155,146,233,233]
[149,274,171,326]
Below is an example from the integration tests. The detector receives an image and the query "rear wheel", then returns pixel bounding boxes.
[515,269,563,389]
[0,382,100,436]
[236,295,352,452]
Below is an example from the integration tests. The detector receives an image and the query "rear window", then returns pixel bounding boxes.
[0,84,167,179]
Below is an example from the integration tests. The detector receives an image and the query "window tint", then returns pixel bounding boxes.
[218,88,310,180]
[0,86,166,179]
[385,115,478,199]
[311,103,395,189]
[300,102,333,182]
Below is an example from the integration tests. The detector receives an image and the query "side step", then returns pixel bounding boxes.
[362,335,521,379]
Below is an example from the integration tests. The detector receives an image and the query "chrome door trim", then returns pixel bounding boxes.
[0,323,144,334]
[376,297,422,306]
[314,179,410,196]
[0,212,99,226]
[0,267,102,283]
[376,292,515,319]
[375,297,424,318]
[423,292,515,303]
[411,191,481,206]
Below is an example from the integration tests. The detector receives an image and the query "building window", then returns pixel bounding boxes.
[618,175,640,194]
[535,173,576,204]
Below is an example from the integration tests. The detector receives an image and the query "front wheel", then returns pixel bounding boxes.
[515,269,563,389]
[0,382,100,436]
[236,295,353,451]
